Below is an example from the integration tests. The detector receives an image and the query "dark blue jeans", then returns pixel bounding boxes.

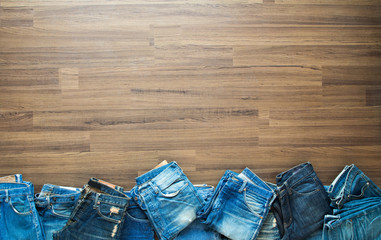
[273,162,332,240]
[53,178,129,240]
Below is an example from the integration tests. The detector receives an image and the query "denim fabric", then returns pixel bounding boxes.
[256,211,281,240]
[328,164,381,209]
[320,164,381,240]
[120,191,155,240]
[273,162,331,240]
[176,184,222,240]
[35,184,81,240]
[53,178,129,240]
[131,161,204,240]
[0,174,44,240]
[323,197,381,240]
[198,168,275,240]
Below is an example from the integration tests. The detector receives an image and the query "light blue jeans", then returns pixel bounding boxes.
[131,162,204,240]
[0,174,44,240]
[197,168,275,240]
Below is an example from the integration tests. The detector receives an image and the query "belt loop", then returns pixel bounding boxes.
[149,182,159,194]
[5,190,9,203]
[93,193,100,209]
[239,180,247,193]
[284,182,292,195]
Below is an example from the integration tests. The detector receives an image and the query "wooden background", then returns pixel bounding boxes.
[0,0,380,192]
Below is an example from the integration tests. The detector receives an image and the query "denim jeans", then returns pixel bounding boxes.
[53,178,129,240]
[323,197,381,240]
[322,164,381,240]
[198,168,275,240]
[35,184,81,240]
[121,191,155,240]
[0,174,44,240]
[131,161,204,240]
[273,162,331,240]
[328,164,381,209]
[176,184,222,240]
[256,211,281,240]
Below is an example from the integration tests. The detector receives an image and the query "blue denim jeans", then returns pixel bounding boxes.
[121,191,155,240]
[323,197,381,240]
[322,164,381,240]
[53,178,129,240]
[328,164,381,209]
[131,161,204,240]
[0,174,44,240]
[198,168,275,240]
[35,184,81,240]
[176,184,222,240]
[256,210,281,240]
[273,162,331,240]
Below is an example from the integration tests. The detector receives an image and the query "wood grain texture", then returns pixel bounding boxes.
[0,0,380,191]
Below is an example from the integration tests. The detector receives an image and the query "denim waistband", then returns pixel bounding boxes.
[39,184,81,196]
[135,161,184,188]
[225,170,274,202]
[240,168,274,192]
[85,189,130,207]
[35,184,81,205]
[276,162,315,188]
[88,178,126,198]
[328,164,381,208]
[0,182,34,199]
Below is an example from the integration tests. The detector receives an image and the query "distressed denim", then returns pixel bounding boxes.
[273,162,331,240]
[0,174,44,240]
[198,168,275,240]
[53,178,129,240]
[120,191,155,240]
[35,184,81,240]
[131,161,204,240]
[176,184,222,240]
[256,211,281,240]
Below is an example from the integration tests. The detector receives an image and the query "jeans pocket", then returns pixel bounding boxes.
[244,191,265,218]
[51,203,75,218]
[9,195,33,215]
[97,201,124,223]
[158,178,189,198]
[290,174,323,195]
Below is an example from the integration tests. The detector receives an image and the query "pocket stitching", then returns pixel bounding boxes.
[244,191,263,218]
[9,197,33,215]
[158,182,189,198]
[96,203,123,224]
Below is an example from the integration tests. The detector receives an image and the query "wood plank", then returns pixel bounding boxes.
[0,111,33,131]
[0,131,90,152]
[90,128,259,151]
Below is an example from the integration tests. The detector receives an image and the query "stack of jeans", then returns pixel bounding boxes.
[306,164,381,240]
[0,162,379,240]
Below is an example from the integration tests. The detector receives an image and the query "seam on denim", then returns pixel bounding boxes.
[50,205,72,218]
[157,182,189,198]
[141,194,164,240]
[124,209,151,223]
[9,196,33,215]
[188,182,204,205]
[285,170,315,190]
